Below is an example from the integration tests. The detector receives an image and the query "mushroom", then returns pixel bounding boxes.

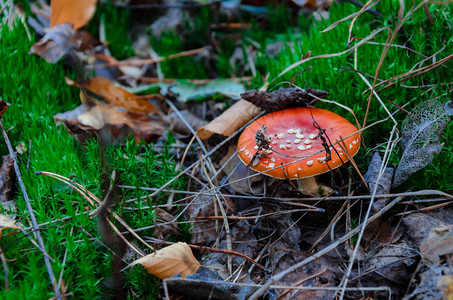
[237,107,360,196]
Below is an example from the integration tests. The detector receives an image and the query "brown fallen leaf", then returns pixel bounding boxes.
[0,100,10,118]
[54,93,164,144]
[29,23,101,63]
[197,99,261,140]
[65,77,158,114]
[153,208,179,241]
[420,226,453,264]
[129,242,200,279]
[51,0,97,29]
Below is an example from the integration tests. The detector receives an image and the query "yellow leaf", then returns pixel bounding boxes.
[0,214,19,229]
[130,242,200,279]
[438,275,453,300]
[51,0,97,29]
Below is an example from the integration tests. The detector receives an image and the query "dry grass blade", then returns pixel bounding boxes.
[277,27,388,79]
[129,242,200,279]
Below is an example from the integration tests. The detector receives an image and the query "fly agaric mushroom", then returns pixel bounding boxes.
[237,107,360,196]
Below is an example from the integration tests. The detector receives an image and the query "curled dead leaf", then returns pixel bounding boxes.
[51,0,97,29]
[197,99,261,140]
[54,100,164,144]
[129,242,200,279]
[65,77,158,114]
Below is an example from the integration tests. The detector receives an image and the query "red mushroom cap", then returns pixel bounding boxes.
[237,107,361,179]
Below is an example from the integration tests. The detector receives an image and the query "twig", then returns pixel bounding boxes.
[0,243,8,291]
[0,120,60,299]
[199,152,233,275]
[87,47,208,69]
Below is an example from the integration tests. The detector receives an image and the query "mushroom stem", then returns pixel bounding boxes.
[296,177,334,196]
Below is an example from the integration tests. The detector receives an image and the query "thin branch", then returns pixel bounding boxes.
[0,120,60,299]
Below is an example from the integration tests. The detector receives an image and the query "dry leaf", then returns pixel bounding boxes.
[130,242,200,279]
[50,0,97,29]
[394,100,451,186]
[438,275,453,300]
[0,214,19,229]
[197,99,261,139]
[29,24,100,63]
[420,226,453,264]
[65,77,158,114]
[241,87,328,112]
[0,100,10,118]
[54,98,164,144]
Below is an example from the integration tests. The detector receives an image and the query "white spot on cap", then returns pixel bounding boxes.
[272,140,277,145]
[268,163,275,168]
[253,145,258,149]
[309,134,317,140]
[286,139,291,144]
[297,145,306,151]
[263,149,273,155]
[306,160,314,166]
[287,129,295,134]
[306,145,312,149]
[294,174,298,178]
[279,144,286,150]
[286,144,292,149]
[296,133,305,139]
[294,139,301,144]
[304,139,311,145]
[240,146,246,152]
[298,167,302,171]
[349,144,353,149]
[352,140,357,145]
[271,157,275,162]
[276,133,285,139]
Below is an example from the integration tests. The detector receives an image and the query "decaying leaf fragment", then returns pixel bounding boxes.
[0,214,20,230]
[393,100,452,186]
[0,155,16,212]
[241,87,328,112]
[129,242,200,279]
[438,274,453,300]
[65,77,158,114]
[0,100,10,118]
[29,23,101,63]
[50,0,97,29]
[420,226,453,264]
[54,94,164,144]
